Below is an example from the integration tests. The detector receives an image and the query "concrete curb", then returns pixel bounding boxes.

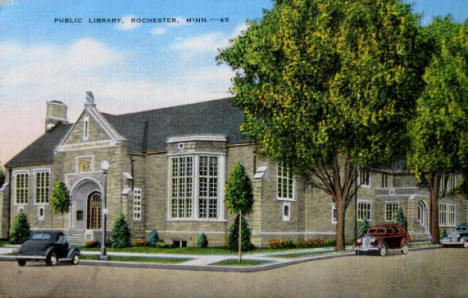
[0,244,443,272]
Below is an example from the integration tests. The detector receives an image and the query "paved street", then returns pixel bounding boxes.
[0,248,466,298]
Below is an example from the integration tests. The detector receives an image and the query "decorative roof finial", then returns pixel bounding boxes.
[85,91,96,107]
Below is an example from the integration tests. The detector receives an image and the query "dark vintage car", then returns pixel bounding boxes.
[355,223,411,256]
[441,223,468,247]
[17,230,80,266]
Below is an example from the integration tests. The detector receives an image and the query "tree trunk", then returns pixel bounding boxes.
[335,196,345,251]
[429,172,441,244]
[238,211,242,263]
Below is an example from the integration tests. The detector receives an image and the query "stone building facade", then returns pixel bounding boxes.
[0,95,466,246]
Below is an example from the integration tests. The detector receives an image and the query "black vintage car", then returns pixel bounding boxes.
[17,230,80,266]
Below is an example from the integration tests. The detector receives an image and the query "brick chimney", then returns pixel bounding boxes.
[45,100,68,131]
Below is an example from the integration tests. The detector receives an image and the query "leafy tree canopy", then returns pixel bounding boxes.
[407,18,467,182]
[225,162,254,214]
[218,0,425,173]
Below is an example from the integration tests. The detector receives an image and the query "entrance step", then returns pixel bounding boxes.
[67,234,86,246]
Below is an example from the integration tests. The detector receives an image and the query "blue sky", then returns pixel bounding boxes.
[0,0,467,164]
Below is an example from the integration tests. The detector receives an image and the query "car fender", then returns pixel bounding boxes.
[44,246,56,258]
[66,246,80,259]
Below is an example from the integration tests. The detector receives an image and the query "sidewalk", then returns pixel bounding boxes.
[0,243,441,272]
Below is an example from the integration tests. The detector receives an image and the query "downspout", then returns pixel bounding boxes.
[7,168,12,240]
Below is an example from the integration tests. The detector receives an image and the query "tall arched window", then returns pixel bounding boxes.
[87,192,102,229]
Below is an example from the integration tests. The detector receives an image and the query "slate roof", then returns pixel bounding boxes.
[102,98,248,153]
[6,98,248,168]
[5,123,72,168]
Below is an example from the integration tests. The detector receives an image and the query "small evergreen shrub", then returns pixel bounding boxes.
[228,215,252,251]
[85,240,99,248]
[9,212,30,244]
[197,232,208,248]
[155,241,170,248]
[109,214,131,248]
[131,239,148,247]
[146,228,159,246]
[358,216,369,238]
[395,207,408,230]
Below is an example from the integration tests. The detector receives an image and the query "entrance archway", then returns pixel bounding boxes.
[69,178,102,233]
[417,201,428,232]
[87,192,102,230]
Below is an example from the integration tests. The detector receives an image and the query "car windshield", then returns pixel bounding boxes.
[368,228,385,234]
[31,233,51,240]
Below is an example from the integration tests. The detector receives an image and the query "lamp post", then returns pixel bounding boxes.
[100,160,109,260]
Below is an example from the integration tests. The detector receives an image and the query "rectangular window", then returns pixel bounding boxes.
[83,117,89,141]
[331,204,337,224]
[441,174,457,193]
[357,201,372,221]
[170,156,193,218]
[282,202,291,221]
[199,156,218,218]
[359,168,370,187]
[38,206,44,221]
[385,202,399,222]
[15,173,29,204]
[439,202,456,227]
[133,188,142,220]
[381,174,389,188]
[35,170,50,204]
[277,164,294,200]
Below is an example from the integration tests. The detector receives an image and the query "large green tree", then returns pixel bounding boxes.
[407,17,467,244]
[225,162,253,262]
[218,0,424,250]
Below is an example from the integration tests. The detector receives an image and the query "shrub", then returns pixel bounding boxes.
[395,207,408,230]
[155,241,170,248]
[146,228,159,246]
[85,240,99,248]
[197,232,208,248]
[268,238,283,249]
[131,239,148,247]
[9,212,30,244]
[358,216,369,238]
[109,214,131,248]
[228,215,252,251]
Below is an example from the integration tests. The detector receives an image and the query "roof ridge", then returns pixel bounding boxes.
[101,97,233,118]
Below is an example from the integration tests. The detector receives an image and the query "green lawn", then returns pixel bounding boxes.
[272,251,330,258]
[411,241,432,247]
[210,259,271,266]
[81,246,336,255]
[0,240,8,247]
[80,255,191,263]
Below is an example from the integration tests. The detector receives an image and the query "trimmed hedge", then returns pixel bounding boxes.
[268,238,336,249]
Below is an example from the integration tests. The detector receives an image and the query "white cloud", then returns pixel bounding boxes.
[0,39,234,164]
[172,22,250,59]
[115,15,141,31]
[150,27,167,35]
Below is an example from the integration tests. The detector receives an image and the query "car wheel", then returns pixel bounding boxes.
[464,240,468,248]
[379,242,388,257]
[401,242,409,255]
[17,260,26,266]
[47,251,57,266]
[71,253,80,265]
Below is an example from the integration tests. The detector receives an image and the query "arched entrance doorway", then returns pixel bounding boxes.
[87,192,102,230]
[69,178,102,234]
[417,201,428,232]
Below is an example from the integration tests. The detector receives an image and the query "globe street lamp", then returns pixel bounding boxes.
[100,160,109,260]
